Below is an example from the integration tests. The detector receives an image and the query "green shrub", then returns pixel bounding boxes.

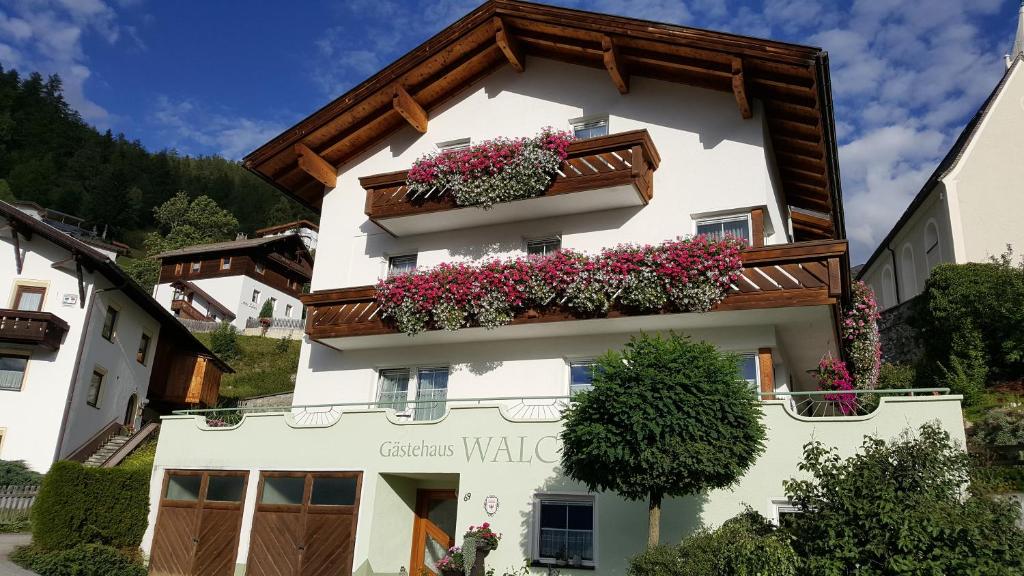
[876,362,916,389]
[627,544,684,576]
[274,335,291,353]
[11,543,146,576]
[911,261,1024,404]
[0,459,43,485]
[0,518,31,533]
[971,406,1024,464]
[209,322,240,360]
[31,461,149,551]
[259,299,273,319]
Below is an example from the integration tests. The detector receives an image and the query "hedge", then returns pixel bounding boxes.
[30,461,150,551]
[10,544,146,576]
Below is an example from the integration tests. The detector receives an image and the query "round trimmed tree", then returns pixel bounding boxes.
[561,333,766,548]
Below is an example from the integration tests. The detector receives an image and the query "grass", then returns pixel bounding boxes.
[194,333,300,399]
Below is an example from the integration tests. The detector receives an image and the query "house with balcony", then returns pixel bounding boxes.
[152,233,313,331]
[255,219,319,252]
[858,6,1024,311]
[0,201,231,473]
[141,3,965,575]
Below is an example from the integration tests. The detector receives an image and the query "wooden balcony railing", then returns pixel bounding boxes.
[361,130,661,235]
[301,240,849,343]
[171,299,211,322]
[0,309,70,350]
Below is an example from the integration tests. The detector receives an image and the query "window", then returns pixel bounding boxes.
[86,369,104,408]
[251,289,260,304]
[881,267,896,309]
[0,428,5,457]
[388,254,418,277]
[285,304,294,318]
[740,354,759,391]
[437,137,471,151]
[771,498,802,529]
[13,285,45,311]
[220,257,232,270]
[174,262,183,276]
[310,476,358,506]
[137,333,152,365]
[901,244,917,299]
[190,261,201,273]
[571,117,608,139]
[100,306,118,341]
[696,214,751,245]
[526,237,561,257]
[165,474,202,501]
[377,369,411,411]
[569,361,595,397]
[255,262,266,274]
[415,367,449,421]
[534,495,595,566]
[261,476,305,505]
[925,221,941,273]
[0,353,29,392]
[206,476,246,502]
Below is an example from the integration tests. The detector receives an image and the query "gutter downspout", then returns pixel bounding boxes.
[887,245,901,305]
[53,268,96,463]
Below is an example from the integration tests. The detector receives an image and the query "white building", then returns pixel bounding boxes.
[0,201,230,473]
[255,219,319,252]
[143,3,964,575]
[858,7,1024,309]
[152,234,313,331]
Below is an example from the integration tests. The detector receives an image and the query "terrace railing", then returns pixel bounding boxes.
[761,388,952,418]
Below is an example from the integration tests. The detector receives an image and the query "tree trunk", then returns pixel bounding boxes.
[648,493,662,548]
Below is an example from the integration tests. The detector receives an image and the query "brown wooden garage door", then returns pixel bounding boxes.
[246,471,362,576]
[149,470,248,576]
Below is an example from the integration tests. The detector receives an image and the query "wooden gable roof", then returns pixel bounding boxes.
[243,0,844,241]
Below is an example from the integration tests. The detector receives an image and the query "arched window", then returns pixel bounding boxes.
[924,221,941,273]
[881,266,896,309]
[901,244,917,299]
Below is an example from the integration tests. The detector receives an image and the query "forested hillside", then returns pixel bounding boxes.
[0,66,312,247]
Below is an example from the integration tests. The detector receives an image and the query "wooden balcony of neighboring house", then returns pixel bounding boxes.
[0,309,70,350]
[362,130,661,236]
[170,298,211,322]
[300,239,849,350]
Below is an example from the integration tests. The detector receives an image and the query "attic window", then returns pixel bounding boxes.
[437,138,470,151]
[571,117,608,139]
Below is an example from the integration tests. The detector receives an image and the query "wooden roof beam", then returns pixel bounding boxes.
[732,58,752,119]
[393,85,428,134]
[293,143,338,188]
[601,36,629,94]
[494,17,525,72]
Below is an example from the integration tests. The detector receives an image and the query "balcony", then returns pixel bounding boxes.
[171,299,211,321]
[361,130,660,236]
[300,240,848,350]
[0,309,70,350]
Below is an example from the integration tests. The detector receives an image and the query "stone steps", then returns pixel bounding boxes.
[83,434,132,467]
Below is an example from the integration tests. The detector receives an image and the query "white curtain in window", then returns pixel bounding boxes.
[0,356,27,391]
[16,292,42,311]
[414,368,448,421]
[377,369,410,411]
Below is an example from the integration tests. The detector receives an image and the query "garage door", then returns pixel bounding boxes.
[149,470,248,576]
[246,471,362,576]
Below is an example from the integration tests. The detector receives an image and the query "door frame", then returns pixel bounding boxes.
[409,489,458,576]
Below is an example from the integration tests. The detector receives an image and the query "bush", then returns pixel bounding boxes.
[209,322,240,360]
[31,461,149,551]
[11,543,146,576]
[876,362,916,389]
[258,299,274,319]
[0,518,31,533]
[784,422,1024,574]
[627,544,684,576]
[912,260,1024,404]
[971,406,1024,464]
[274,335,291,353]
[0,459,43,485]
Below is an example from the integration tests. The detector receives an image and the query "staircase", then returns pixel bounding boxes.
[83,432,132,467]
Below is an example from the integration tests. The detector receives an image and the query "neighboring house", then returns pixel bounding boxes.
[9,200,129,260]
[152,234,313,330]
[255,219,319,252]
[142,3,965,575]
[0,201,231,473]
[858,8,1024,309]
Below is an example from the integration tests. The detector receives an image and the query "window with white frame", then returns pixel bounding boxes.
[251,289,260,304]
[696,214,751,245]
[376,368,410,411]
[740,353,759,391]
[101,306,118,341]
[526,237,561,257]
[388,254,418,277]
[569,360,595,397]
[285,304,293,318]
[191,261,201,273]
[770,498,802,529]
[924,221,941,273]
[571,117,608,139]
[533,494,596,566]
[0,353,29,392]
[221,257,232,270]
[375,367,449,420]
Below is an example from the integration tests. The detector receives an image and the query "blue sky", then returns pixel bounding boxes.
[0,0,1021,262]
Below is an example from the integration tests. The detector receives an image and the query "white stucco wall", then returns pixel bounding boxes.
[155,275,304,330]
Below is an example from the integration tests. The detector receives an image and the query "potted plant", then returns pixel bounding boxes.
[435,546,464,576]
[464,523,501,552]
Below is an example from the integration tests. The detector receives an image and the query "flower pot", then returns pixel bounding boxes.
[439,568,462,576]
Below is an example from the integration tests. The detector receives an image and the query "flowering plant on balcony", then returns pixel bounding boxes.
[465,522,501,550]
[843,281,881,389]
[376,235,744,335]
[815,357,857,415]
[406,128,573,208]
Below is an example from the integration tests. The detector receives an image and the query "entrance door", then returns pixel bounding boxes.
[149,470,248,576]
[410,490,458,576]
[247,471,362,576]
[124,393,138,429]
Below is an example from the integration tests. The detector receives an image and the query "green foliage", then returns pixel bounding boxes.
[30,461,149,551]
[118,437,157,475]
[194,332,300,399]
[208,322,240,361]
[274,335,291,353]
[876,362,916,390]
[970,405,1024,465]
[0,178,14,201]
[561,333,766,544]
[911,260,1024,404]
[259,299,274,319]
[627,545,684,576]
[11,543,146,576]
[784,422,1024,574]
[0,518,31,533]
[0,459,43,485]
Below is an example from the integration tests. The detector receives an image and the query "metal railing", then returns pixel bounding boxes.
[760,388,951,418]
[173,396,572,428]
[245,317,306,330]
[176,318,222,333]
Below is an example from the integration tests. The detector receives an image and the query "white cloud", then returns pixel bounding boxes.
[152,96,286,160]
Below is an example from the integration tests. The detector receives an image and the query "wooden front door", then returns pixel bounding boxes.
[149,470,248,576]
[410,490,458,576]
[247,471,362,576]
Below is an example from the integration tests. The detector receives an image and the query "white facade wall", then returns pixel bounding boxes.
[154,275,303,331]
